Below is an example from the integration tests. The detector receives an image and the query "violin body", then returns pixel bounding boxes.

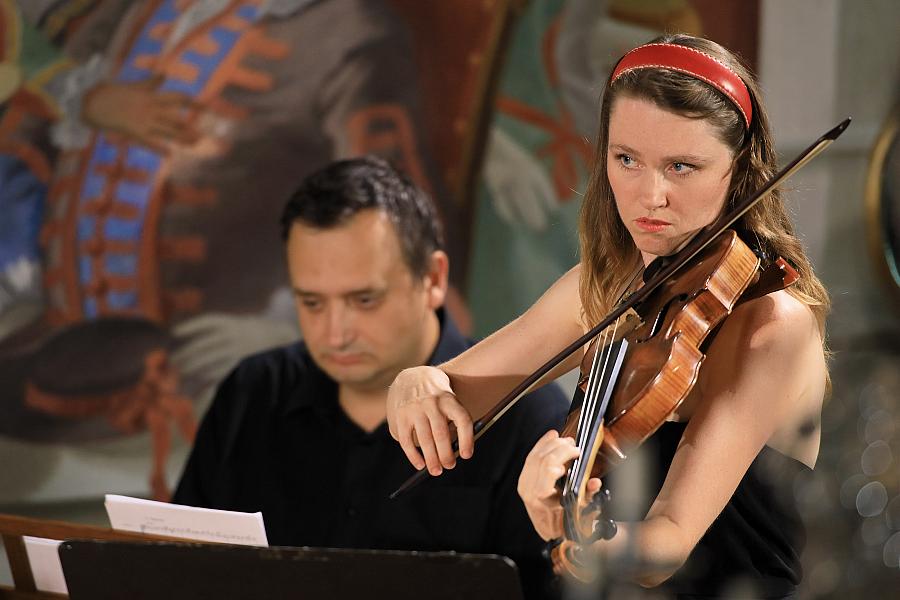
[563,230,761,479]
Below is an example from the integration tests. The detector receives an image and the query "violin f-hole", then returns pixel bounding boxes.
[638,293,689,342]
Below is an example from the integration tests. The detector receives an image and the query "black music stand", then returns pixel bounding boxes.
[58,540,524,600]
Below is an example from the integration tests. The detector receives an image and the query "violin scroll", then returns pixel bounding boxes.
[550,480,617,582]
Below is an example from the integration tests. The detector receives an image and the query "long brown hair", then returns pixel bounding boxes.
[579,34,830,342]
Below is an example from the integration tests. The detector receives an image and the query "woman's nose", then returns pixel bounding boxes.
[637,171,669,211]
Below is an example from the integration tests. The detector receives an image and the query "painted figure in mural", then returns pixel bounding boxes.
[0,0,451,500]
[388,35,830,598]
[174,156,567,600]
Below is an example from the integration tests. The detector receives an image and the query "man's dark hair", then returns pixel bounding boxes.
[280,156,445,278]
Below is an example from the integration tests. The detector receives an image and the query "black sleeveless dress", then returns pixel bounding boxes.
[603,421,808,599]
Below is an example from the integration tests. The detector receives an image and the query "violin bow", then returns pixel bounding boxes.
[390,117,851,499]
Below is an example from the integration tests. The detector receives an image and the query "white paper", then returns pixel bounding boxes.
[104,494,268,546]
[22,536,68,595]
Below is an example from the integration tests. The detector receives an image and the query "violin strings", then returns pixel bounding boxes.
[568,329,605,498]
[577,327,608,458]
[569,317,620,496]
[571,321,615,495]
[573,334,604,451]
[581,318,618,482]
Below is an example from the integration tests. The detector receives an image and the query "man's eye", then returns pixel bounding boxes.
[301,299,321,310]
[355,295,376,308]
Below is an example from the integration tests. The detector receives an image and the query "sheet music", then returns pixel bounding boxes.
[104,494,269,546]
[23,536,67,594]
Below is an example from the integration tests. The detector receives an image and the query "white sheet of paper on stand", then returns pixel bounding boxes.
[104,494,268,546]
[22,536,67,595]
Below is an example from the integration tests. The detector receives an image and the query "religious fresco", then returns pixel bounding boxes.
[0,0,507,502]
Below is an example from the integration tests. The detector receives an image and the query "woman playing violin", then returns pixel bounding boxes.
[387,33,829,598]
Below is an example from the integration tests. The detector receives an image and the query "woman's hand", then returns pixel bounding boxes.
[387,366,474,475]
[517,430,602,541]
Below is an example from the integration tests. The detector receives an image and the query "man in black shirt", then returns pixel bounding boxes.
[173,156,568,599]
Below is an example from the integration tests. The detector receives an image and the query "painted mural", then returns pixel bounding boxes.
[0,0,471,502]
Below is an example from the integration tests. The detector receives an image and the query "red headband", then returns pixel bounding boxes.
[611,43,752,129]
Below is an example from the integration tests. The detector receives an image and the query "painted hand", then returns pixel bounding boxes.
[82,78,200,151]
[172,312,300,391]
[484,128,559,231]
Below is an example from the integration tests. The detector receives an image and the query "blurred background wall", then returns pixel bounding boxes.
[758,1,900,596]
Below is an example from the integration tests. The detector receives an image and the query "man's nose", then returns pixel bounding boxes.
[324,304,354,348]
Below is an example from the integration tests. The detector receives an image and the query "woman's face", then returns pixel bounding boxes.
[607,95,735,265]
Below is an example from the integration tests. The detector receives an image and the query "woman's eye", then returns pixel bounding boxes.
[671,162,695,175]
[618,154,635,167]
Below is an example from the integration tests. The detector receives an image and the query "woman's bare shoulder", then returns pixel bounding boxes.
[729,289,821,350]
[694,288,824,417]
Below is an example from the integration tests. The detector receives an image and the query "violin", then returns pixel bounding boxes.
[388,118,850,578]
[551,229,800,581]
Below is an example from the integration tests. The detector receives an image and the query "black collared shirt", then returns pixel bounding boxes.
[174,312,568,599]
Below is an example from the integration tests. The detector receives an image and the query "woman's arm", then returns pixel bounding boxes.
[387,265,585,474]
[517,290,825,586]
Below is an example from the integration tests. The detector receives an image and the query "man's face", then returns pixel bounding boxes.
[286,210,446,392]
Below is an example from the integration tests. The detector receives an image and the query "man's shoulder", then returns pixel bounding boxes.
[210,341,317,413]
[232,340,313,377]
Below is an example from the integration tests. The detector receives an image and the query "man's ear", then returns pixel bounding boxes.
[422,250,449,309]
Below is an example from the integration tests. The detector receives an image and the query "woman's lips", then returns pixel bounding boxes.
[635,217,671,232]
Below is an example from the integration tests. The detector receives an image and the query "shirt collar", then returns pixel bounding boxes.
[425,307,468,366]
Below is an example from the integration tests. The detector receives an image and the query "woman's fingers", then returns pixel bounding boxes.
[518,433,605,542]
[396,416,425,471]
[544,438,581,465]
[521,433,574,488]
[534,428,561,450]
[442,396,474,459]
[539,441,581,495]
[424,401,456,470]
[520,433,582,500]
[412,412,442,475]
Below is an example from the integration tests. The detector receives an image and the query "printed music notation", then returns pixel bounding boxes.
[104,494,269,546]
